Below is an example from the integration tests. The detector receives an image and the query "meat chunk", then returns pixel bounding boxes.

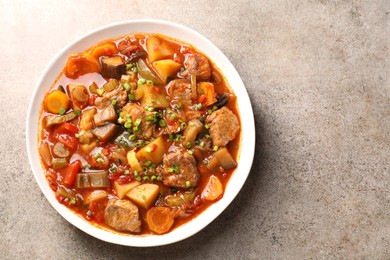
[120,103,155,139]
[101,56,126,79]
[94,104,117,126]
[117,36,139,56]
[180,53,211,81]
[162,150,200,189]
[95,86,128,109]
[104,199,141,233]
[168,79,193,107]
[206,107,240,146]
[92,123,118,142]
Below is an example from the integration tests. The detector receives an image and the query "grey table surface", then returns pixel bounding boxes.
[1,0,389,259]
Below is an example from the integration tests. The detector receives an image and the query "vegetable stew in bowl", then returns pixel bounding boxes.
[38,33,241,235]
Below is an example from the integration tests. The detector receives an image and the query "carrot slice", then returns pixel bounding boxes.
[198,82,217,106]
[91,42,118,58]
[201,175,223,201]
[44,90,71,114]
[146,207,174,234]
[65,52,101,79]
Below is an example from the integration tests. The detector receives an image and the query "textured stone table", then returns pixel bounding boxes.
[1,0,389,259]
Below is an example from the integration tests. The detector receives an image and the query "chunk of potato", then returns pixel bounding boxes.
[127,150,142,172]
[152,59,182,83]
[146,36,173,63]
[136,137,166,165]
[141,84,170,108]
[126,183,160,209]
[80,108,96,130]
[113,181,141,199]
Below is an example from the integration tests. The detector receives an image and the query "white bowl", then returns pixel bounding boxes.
[26,19,255,247]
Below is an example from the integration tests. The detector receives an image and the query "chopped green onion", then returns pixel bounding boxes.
[75,133,80,138]
[96,158,104,163]
[181,122,187,129]
[124,121,132,129]
[70,198,76,204]
[172,164,179,173]
[185,181,191,188]
[123,82,131,91]
[157,176,162,181]
[159,119,167,127]
[169,134,173,141]
[213,105,218,111]
[129,134,136,141]
[199,89,205,94]
[117,117,124,124]
[74,109,81,116]
[151,175,157,181]
[86,210,92,216]
[109,166,117,173]
[58,107,66,115]
[213,145,219,151]
[138,78,146,86]
[134,170,139,177]
[170,113,177,120]
[200,141,205,147]
[145,147,152,153]
[93,153,101,159]
[143,176,150,181]
[207,109,212,115]
[189,122,195,126]
[111,100,117,106]
[134,118,142,126]
[144,160,151,166]
[186,142,191,148]
[133,126,139,132]
[133,67,138,73]
[86,163,91,168]
[151,164,156,168]
[136,176,141,181]
[126,63,133,69]
[188,150,193,155]
[205,134,211,139]
[128,93,135,101]
[205,124,210,129]
[147,107,154,112]
[124,170,130,175]
[146,80,154,85]
[97,88,105,96]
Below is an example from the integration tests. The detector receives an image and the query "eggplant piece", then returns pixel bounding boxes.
[127,51,147,63]
[215,93,228,108]
[182,120,203,147]
[46,111,77,127]
[93,104,117,126]
[101,56,126,79]
[52,158,68,169]
[52,142,70,158]
[114,131,136,149]
[90,171,110,188]
[214,147,236,170]
[136,59,163,85]
[75,173,91,189]
[92,123,118,142]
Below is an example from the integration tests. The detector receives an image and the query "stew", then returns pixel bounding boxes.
[38,33,241,235]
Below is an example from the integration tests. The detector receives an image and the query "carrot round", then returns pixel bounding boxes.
[44,90,71,114]
[146,207,174,234]
[91,42,118,58]
[201,175,223,201]
[65,52,101,79]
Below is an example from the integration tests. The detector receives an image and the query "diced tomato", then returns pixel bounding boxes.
[198,94,206,103]
[155,87,161,94]
[89,94,98,106]
[62,160,81,187]
[54,122,78,135]
[102,148,109,156]
[52,122,79,150]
